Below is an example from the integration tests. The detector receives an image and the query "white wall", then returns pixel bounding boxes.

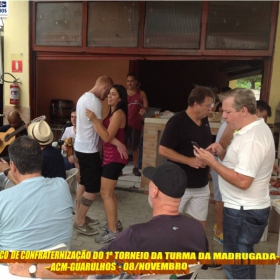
[3,1,29,108]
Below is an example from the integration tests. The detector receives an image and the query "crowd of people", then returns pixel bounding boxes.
[0,76,277,280]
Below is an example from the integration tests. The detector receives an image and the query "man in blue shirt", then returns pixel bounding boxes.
[0,136,73,251]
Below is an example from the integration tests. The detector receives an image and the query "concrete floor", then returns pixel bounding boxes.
[70,164,278,279]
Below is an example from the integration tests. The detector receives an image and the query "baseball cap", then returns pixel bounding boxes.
[143,162,187,198]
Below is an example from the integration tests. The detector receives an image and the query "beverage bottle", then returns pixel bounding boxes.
[66,137,74,157]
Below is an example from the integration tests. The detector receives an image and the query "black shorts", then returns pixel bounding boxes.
[75,151,102,193]
[102,162,126,180]
[125,126,142,151]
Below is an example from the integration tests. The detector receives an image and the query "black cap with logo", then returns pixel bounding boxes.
[143,162,187,198]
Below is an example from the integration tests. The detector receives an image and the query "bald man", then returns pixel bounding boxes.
[0,110,27,136]
[0,110,27,156]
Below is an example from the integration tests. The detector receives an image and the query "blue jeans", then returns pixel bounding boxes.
[223,206,270,279]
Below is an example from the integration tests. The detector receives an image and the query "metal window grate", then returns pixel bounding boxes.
[144,1,202,49]
[35,2,82,46]
[206,2,272,50]
[87,1,139,48]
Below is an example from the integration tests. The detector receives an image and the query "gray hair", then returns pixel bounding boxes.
[219,88,256,114]
[8,136,43,175]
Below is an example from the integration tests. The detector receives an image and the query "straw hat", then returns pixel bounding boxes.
[28,120,54,146]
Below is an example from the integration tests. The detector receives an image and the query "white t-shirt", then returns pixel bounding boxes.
[61,126,76,142]
[74,92,102,153]
[61,126,76,157]
[219,118,275,210]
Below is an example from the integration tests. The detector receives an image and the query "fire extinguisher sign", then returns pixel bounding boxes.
[12,60,22,73]
[0,1,8,17]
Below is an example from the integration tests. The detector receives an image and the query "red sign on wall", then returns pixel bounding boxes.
[12,60,22,72]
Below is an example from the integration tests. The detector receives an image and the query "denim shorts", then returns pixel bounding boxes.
[223,206,270,279]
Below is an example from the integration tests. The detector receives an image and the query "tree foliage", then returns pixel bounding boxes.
[236,75,262,89]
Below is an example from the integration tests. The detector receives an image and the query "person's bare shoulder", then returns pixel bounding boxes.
[140,89,147,97]
[109,110,126,125]
[112,109,124,118]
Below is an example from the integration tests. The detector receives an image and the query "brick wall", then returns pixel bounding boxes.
[141,118,168,189]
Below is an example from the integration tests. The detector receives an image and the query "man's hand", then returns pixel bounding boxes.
[139,108,146,115]
[187,157,207,169]
[68,155,78,164]
[62,143,68,152]
[9,263,29,277]
[117,143,128,160]
[0,158,9,172]
[205,143,224,156]
[193,146,215,167]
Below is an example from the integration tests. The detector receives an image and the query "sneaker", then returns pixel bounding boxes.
[213,224,217,232]
[95,229,118,244]
[73,222,99,236]
[100,220,123,232]
[133,167,141,176]
[85,216,99,226]
[213,232,224,244]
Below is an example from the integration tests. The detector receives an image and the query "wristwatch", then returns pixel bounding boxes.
[29,264,37,278]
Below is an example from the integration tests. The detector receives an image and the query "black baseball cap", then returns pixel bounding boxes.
[143,162,187,198]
